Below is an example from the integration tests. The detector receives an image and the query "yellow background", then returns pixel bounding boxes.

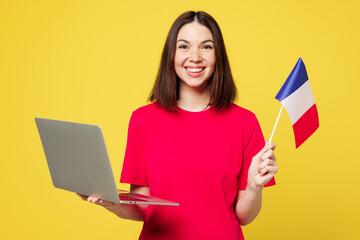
[1,0,359,239]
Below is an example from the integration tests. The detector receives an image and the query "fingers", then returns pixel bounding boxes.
[88,196,115,207]
[253,142,276,162]
[77,194,97,203]
[77,193,113,206]
[258,156,277,175]
[249,142,278,187]
[86,196,99,203]
[259,142,276,165]
[261,142,276,155]
[257,143,278,177]
[266,141,276,150]
[258,172,275,186]
[261,149,276,161]
[258,158,275,170]
[259,165,278,176]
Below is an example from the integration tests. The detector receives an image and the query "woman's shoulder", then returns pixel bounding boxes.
[131,102,166,119]
[226,104,263,134]
[227,103,258,120]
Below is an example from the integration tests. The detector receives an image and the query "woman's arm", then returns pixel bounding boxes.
[77,184,149,221]
[235,142,277,225]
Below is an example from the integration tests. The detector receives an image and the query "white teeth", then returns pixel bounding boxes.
[186,68,204,73]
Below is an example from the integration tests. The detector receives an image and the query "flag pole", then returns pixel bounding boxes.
[269,105,284,143]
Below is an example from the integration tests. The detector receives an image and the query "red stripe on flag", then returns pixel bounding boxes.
[293,104,319,148]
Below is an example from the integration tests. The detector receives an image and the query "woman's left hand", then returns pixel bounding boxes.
[247,142,278,190]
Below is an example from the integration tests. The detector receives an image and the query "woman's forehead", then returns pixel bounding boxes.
[177,22,213,42]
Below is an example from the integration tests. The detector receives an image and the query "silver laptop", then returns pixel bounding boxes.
[35,117,179,206]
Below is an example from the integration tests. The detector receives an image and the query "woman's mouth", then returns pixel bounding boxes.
[185,67,206,77]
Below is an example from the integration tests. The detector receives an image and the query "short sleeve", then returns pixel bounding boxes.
[238,114,276,190]
[120,111,149,186]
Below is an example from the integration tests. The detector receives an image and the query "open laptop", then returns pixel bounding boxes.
[35,117,179,206]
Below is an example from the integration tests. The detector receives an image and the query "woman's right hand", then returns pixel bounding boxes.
[76,185,149,221]
[77,193,121,214]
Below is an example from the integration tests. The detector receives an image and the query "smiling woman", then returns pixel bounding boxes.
[174,22,216,103]
[78,11,278,240]
[149,11,236,111]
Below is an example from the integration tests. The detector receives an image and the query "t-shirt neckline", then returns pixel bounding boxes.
[176,105,213,115]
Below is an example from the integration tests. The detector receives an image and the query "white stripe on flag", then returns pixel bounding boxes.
[280,80,315,125]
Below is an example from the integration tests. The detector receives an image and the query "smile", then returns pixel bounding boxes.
[184,66,206,78]
[185,67,205,73]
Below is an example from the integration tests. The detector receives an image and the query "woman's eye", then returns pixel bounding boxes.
[178,45,188,49]
[202,45,213,50]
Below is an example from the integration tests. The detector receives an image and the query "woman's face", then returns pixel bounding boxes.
[174,22,216,91]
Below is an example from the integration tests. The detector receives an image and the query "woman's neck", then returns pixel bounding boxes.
[177,83,210,112]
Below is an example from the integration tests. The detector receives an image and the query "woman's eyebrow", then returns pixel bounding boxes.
[201,40,214,44]
[177,39,189,43]
[177,39,214,44]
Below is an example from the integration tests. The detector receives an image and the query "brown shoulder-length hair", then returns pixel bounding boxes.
[148,11,237,111]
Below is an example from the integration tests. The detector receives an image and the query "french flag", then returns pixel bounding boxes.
[275,58,319,148]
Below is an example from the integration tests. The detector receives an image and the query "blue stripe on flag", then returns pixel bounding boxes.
[275,58,309,102]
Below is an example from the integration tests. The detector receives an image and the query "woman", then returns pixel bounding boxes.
[79,11,277,240]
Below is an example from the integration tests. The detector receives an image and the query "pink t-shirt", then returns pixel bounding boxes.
[120,102,275,240]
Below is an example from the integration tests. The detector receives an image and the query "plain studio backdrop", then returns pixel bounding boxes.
[1,0,359,239]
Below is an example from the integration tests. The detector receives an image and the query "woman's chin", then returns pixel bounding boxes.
[181,81,209,91]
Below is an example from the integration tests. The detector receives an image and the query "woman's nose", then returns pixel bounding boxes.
[189,49,202,62]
